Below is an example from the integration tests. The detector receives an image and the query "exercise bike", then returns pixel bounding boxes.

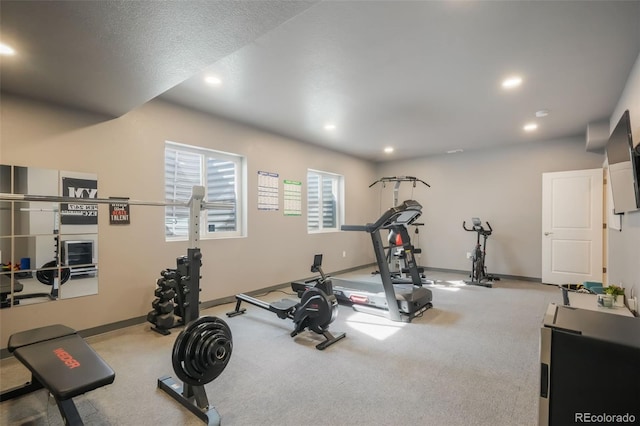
[462,218,499,288]
[226,255,345,350]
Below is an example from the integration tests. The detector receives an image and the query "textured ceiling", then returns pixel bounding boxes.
[0,0,317,116]
[1,1,639,161]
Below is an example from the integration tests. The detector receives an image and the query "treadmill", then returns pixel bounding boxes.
[374,221,430,285]
[293,200,433,323]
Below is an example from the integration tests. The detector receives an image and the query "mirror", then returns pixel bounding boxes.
[0,164,98,308]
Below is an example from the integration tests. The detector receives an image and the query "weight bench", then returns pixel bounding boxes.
[0,274,23,308]
[0,324,115,425]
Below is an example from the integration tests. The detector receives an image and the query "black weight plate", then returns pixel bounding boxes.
[36,260,71,286]
[172,316,233,386]
[185,326,227,383]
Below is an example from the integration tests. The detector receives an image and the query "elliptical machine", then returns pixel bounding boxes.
[226,254,345,350]
[462,218,499,288]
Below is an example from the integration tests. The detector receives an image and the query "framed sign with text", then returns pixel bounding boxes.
[60,177,98,225]
[109,198,130,225]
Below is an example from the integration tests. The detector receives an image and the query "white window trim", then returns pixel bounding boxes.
[165,141,245,241]
[307,169,344,234]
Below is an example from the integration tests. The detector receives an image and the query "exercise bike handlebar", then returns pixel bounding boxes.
[462,220,492,235]
[368,176,431,188]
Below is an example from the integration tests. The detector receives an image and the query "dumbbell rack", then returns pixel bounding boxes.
[147,248,202,335]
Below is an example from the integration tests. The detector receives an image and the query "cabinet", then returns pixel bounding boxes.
[539,304,640,425]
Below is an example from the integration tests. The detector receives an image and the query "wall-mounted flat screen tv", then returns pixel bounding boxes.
[606,110,639,214]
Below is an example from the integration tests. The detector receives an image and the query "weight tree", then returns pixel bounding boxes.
[147,248,202,335]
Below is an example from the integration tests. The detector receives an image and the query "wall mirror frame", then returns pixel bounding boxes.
[1,164,98,308]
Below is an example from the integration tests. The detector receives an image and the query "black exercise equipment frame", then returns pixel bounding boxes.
[462,218,499,288]
[339,200,433,322]
[369,176,431,281]
[226,255,345,350]
[158,316,232,426]
[369,175,430,207]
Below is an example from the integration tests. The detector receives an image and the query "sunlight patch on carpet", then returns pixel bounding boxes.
[344,312,406,340]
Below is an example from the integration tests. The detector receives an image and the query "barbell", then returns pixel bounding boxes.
[1,186,233,246]
[0,186,233,209]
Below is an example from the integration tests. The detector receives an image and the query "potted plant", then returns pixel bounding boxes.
[604,284,625,307]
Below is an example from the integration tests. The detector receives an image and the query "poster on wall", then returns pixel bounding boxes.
[60,177,98,225]
[283,179,302,216]
[109,198,130,225]
[258,170,279,211]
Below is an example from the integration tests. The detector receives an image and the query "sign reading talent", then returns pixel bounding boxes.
[109,198,130,225]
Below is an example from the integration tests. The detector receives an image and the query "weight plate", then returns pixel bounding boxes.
[171,316,233,386]
[36,260,71,286]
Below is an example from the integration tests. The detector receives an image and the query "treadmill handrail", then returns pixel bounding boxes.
[341,199,422,234]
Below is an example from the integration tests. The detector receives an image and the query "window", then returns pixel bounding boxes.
[165,142,244,240]
[307,169,343,232]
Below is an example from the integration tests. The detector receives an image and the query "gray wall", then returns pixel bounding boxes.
[376,138,604,279]
[608,52,640,306]
[0,95,377,344]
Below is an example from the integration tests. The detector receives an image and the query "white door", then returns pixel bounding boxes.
[542,169,603,285]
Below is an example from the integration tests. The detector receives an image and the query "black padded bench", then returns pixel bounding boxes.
[0,274,23,308]
[0,324,115,425]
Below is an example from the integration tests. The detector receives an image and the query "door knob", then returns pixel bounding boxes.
[544,232,553,236]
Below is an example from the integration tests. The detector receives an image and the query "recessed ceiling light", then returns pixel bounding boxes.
[524,123,538,132]
[324,124,336,131]
[384,147,394,154]
[502,76,522,89]
[446,149,464,154]
[204,75,222,86]
[535,109,550,118]
[0,43,16,56]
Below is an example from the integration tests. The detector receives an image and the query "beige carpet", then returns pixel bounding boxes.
[0,270,560,426]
